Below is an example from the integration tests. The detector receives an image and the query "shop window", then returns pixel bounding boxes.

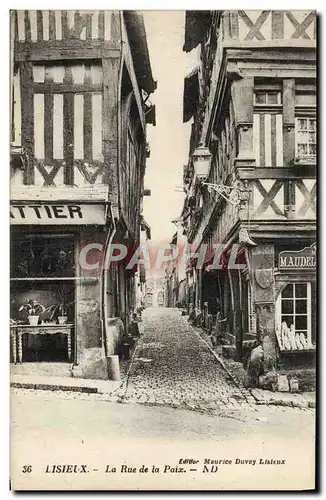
[10,234,75,362]
[295,117,316,160]
[276,282,314,351]
[11,235,74,278]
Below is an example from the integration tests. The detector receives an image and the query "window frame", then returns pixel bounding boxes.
[254,90,282,107]
[294,84,316,163]
[10,233,75,280]
[295,115,316,161]
[253,82,283,113]
[276,282,313,350]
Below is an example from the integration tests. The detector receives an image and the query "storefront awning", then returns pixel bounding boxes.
[183,67,199,123]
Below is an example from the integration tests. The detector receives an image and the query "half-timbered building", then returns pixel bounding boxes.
[10,10,156,379]
[182,10,316,389]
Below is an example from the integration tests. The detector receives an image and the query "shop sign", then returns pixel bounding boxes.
[10,203,106,225]
[278,243,316,271]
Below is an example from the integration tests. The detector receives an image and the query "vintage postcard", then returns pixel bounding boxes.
[10,9,316,491]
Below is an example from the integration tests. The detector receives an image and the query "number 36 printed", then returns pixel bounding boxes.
[22,465,32,473]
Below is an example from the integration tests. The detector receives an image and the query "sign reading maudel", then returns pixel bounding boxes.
[10,203,106,225]
[278,243,316,270]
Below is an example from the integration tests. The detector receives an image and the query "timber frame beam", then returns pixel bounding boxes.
[236,166,316,180]
[15,40,120,61]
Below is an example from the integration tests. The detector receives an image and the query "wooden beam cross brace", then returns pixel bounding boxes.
[238,10,271,40]
[254,179,284,216]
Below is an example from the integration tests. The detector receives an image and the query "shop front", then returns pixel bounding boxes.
[199,239,316,390]
[10,200,113,379]
[274,242,316,389]
[240,240,317,391]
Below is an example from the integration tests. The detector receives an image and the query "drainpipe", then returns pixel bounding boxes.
[102,205,117,356]
[101,13,123,355]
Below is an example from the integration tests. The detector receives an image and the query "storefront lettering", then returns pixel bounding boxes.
[278,243,316,271]
[10,203,106,225]
[279,255,315,268]
[10,205,83,220]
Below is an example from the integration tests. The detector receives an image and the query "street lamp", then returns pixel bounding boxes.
[192,143,240,206]
[190,143,256,246]
[191,143,212,180]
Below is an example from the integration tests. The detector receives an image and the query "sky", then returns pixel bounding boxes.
[141,11,197,245]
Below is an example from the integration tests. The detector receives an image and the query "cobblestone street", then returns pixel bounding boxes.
[10,309,315,489]
[116,307,255,413]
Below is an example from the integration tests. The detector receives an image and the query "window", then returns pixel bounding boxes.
[295,85,316,162]
[11,235,75,278]
[254,91,282,106]
[276,282,314,351]
[295,117,316,159]
[10,233,76,362]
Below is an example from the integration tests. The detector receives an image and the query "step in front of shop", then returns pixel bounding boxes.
[10,362,73,378]
[10,374,120,395]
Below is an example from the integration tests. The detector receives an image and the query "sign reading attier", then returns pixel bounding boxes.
[10,203,106,225]
[278,243,316,271]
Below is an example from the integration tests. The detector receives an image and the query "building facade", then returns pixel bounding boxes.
[10,10,156,379]
[181,11,316,389]
[164,226,188,309]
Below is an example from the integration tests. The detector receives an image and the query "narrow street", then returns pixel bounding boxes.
[11,307,315,490]
[117,307,252,412]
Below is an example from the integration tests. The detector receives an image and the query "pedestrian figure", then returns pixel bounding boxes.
[211,299,227,346]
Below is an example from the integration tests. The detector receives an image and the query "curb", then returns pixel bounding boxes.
[10,382,98,394]
[251,389,316,409]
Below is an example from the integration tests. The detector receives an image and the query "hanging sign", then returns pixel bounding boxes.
[278,243,316,271]
[10,203,106,225]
